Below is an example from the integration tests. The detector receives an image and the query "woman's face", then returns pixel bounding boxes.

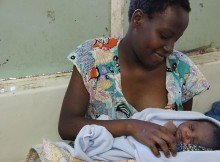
[130,6,189,68]
[175,121,214,147]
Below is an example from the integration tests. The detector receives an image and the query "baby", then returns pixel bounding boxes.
[164,119,220,150]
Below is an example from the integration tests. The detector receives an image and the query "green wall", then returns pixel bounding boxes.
[0,0,110,79]
[124,0,220,51]
[0,0,219,79]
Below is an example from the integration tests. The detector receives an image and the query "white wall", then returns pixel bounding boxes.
[191,52,220,112]
[0,74,70,162]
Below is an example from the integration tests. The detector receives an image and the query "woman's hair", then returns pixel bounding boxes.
[198,119,220,150]
[128,0,191,22]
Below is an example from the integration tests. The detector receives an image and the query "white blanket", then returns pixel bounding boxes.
[44,108,220,162]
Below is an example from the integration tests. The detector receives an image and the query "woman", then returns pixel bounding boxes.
[58,0,209,158]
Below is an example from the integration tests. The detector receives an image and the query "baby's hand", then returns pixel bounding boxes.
[164,120,177,135]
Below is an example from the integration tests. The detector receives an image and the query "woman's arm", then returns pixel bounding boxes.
[183,98,193,111]
[58,66,139,139]
[58,66,177,158]
[58,66,133,140]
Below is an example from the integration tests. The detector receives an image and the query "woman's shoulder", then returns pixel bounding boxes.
[167,50,192,63]
[67,37,120,60]
[67,37,120,79]
[166,50,195,70]
[166,50,198,79]
[74,37,120,50]
[91,37,120,50]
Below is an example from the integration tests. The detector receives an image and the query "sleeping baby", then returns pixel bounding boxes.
[164,119,220,150]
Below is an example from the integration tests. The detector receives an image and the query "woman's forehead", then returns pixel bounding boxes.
[149,6,189,31]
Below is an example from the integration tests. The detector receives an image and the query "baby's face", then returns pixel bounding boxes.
[175,121,213,147]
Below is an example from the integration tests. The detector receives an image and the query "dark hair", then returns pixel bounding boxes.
[198,119,220,150]
[128,0,191,22]
[208,122,220,150]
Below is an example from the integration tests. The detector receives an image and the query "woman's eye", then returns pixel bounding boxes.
[160,34,171,40]
[160,34,168,39]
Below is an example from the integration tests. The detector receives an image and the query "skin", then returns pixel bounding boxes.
[176,121,214,148]
[165,120,214,148]
[119,6,191,110]
[59,5,192,159]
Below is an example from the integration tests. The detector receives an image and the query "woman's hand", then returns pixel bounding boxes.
[128,120,177,158]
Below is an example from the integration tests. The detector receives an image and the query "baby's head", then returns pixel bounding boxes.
[128,0,191,22]
[176,119,220,150]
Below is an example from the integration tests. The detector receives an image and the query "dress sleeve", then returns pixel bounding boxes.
[179,54,210,103]
[67,39,95,82]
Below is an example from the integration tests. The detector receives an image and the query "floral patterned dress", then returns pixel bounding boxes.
[67,37,210,119]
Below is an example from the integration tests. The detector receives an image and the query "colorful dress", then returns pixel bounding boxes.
[67,37,209,119]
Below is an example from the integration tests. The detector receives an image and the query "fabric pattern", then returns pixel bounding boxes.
[176,143,212,152]
[26,140,101,162]
[26,141,211,162]
[67,37,210,119]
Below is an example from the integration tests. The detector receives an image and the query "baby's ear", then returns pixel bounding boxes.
[164,120,177,134]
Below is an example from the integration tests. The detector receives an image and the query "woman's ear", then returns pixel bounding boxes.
[130,9,145,28]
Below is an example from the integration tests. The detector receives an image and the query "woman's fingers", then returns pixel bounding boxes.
[132,121,177,158]
[152,136,171,158]
[148,142,161,157]
[146,126,177,158]
[160,127,177,157]
[169,140,177,157]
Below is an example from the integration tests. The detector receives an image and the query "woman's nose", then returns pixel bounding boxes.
[163,41,174,54]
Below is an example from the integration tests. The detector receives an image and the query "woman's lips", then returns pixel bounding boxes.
[154,52,165,61]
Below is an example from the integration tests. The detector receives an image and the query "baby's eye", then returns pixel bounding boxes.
[190,124,194,131]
